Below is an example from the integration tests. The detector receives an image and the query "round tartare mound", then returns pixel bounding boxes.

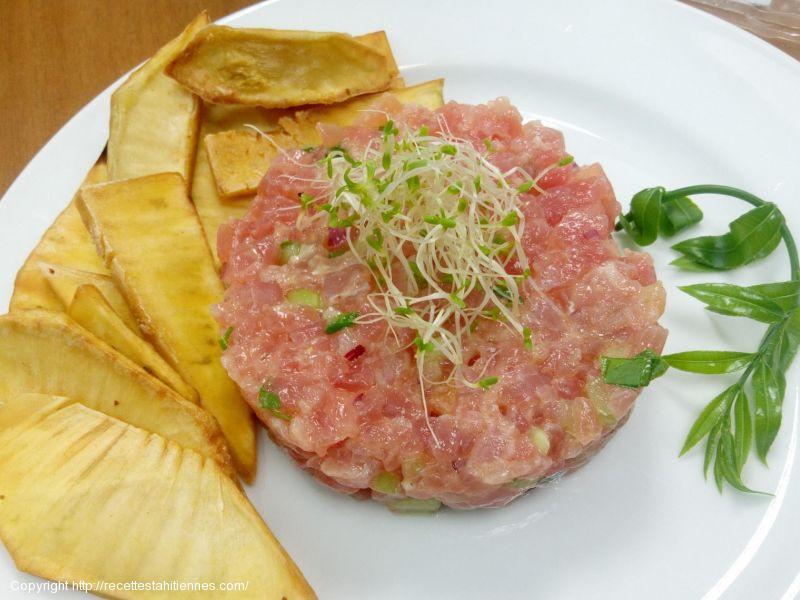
[214,97,667,510]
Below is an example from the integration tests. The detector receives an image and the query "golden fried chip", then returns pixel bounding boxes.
[78,173,256,481]
[0,311,232,476]
[191,103,288,266]
[279,78,446,149]
[166,26,393,108]
[9,160,108,313]
[0,400,315,599]
[108,12,208,181]
[204,129,294,198]
[37,262,141,333]
[355,31,399,78]
[68,284,199,403]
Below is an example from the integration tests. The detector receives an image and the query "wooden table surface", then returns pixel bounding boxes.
[1,0,798,197]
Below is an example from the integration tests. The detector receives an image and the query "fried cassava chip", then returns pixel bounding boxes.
[78,173,256,481]
[0,311,232,476]
[0,397,315,599]
[166,26,393,108]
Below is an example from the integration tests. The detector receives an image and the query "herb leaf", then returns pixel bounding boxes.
[680,385,738,456]
[670,256,717,272]
[671,203,784,270]
[660,196,703,237]
[733,388,752,473]
[662,350,753,374]
[718,427,768,495]
[680,283,787,324]
[325,311,359,334]
[600,349,668,388]
[617,187,664,246]
[752,357,785,464]
[748,281,800,312]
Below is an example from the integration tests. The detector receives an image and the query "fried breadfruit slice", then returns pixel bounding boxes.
[204,129,294,198]
[0,399,316,599]
[354,31,399,78]
[38,261,140,333]
[279,78,446,149]
[107,11,208,181]
[78,173,256,481]
[9,160,108,313]
[0,310,232,477]
[191,102,288,267]
[199,80,445,221]
[166,26,393,108]
[68,284,198,403]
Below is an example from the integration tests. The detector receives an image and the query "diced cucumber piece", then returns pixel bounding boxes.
[280,240,302,264]
[286,288,323,309]
[527,426,550,454]
[372,471,401,494]
[388,498,442,513]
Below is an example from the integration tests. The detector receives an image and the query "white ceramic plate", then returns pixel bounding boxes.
[2,1,800,598]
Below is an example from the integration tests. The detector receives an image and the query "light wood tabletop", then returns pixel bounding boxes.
[1,0,798,197]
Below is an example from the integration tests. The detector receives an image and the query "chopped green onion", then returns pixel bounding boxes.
[394,306,415,316]
[325,311,359,334]
[557,154,574,167]
[258,386,291,420]
[523,327,532,350]
[483,138,494,152]
[219,326,233,350]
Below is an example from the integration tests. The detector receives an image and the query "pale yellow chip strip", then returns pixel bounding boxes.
[9,160,108,313]
[166,26,393,108]
[107,11,208,181]
[0,310,233,477]
[37,261,141,334]
[78,173,256,482]
[0,399,316,599]
[68,284,199,403]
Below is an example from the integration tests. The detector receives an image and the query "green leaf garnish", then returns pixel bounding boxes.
[617,187,664,246]
[662,350,753,374]
[614,183,799,494]
[325,312,359,334]
[659,196,703,237]
[680,283,787,324]
[672,203,784,270]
